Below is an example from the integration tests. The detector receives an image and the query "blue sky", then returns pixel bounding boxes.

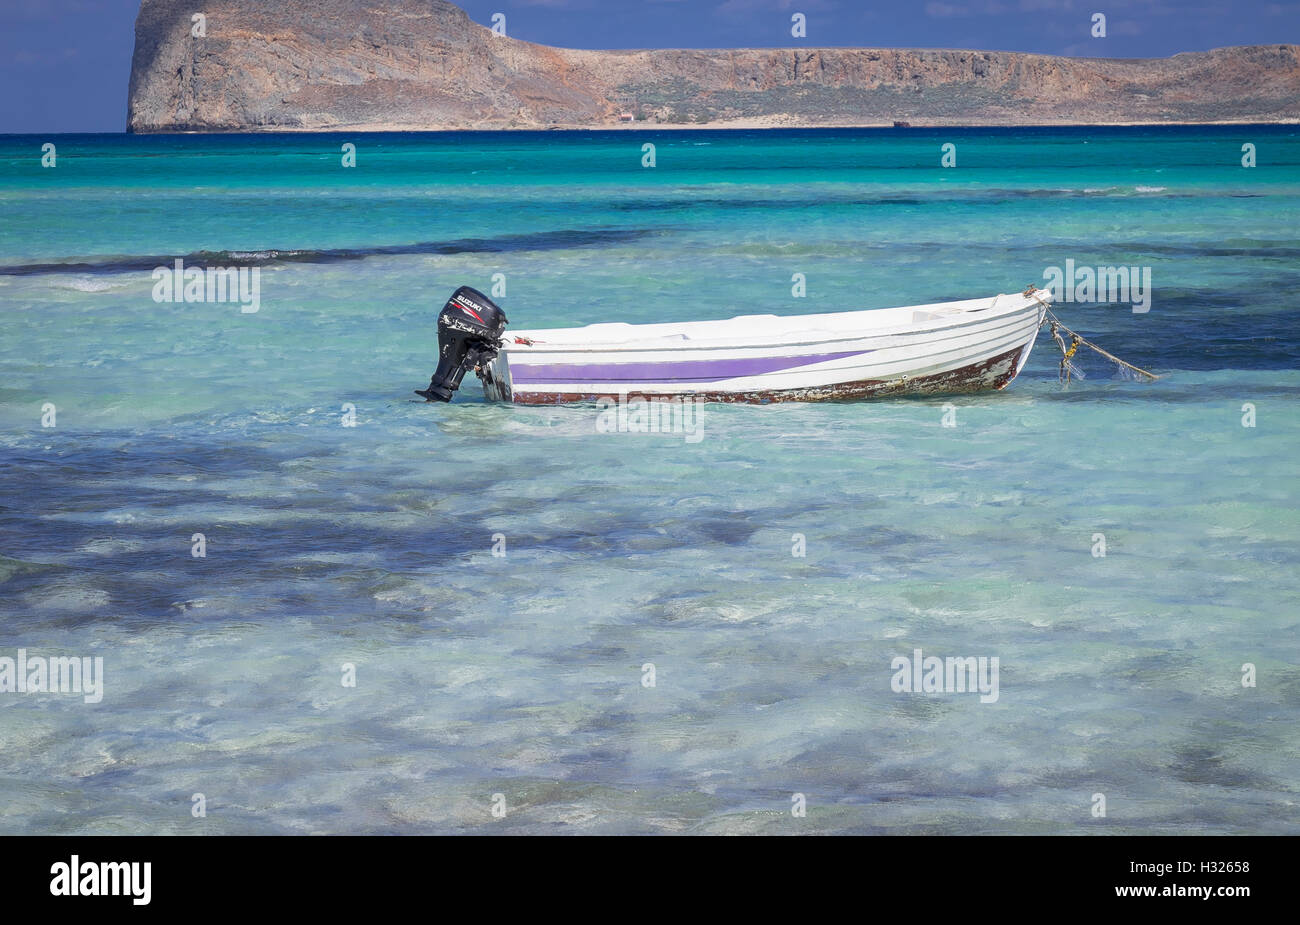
[2,0,1297,133]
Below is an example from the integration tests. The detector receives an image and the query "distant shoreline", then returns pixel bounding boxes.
[118,119,1300,136]
[8,120,1298,138]
[127,1,1299,135]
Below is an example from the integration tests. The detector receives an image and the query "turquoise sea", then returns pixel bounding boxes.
[0,126,1297,834]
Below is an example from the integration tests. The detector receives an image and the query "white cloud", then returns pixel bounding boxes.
[925,1,1015,17]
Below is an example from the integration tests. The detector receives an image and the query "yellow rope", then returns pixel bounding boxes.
[1025,285,1160,381]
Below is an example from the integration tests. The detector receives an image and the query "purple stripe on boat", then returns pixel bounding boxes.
[509,350,867,385]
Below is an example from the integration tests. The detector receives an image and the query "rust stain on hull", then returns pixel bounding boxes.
[506,345,1031,405]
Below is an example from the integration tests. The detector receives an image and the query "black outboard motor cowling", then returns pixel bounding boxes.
[415,286,508,402]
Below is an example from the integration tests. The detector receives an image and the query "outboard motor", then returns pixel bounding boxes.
[415,286,508,402]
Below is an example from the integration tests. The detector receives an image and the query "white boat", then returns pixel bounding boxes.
[416,286,1051,404]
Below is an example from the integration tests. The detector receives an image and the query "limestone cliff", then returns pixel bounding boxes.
[126,0,1300,131]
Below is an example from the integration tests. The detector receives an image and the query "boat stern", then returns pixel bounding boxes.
[480,351,513,403]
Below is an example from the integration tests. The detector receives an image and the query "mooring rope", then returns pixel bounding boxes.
[1023,285,1160,381]
[1048,321,1085,383]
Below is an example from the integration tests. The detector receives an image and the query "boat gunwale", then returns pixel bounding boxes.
[501,295,1048,359]
[506,319,1042,389]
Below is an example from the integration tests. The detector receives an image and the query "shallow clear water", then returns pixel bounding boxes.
[1,127,1297,833]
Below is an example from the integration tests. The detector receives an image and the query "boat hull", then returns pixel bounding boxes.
[481,290,1049,405]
